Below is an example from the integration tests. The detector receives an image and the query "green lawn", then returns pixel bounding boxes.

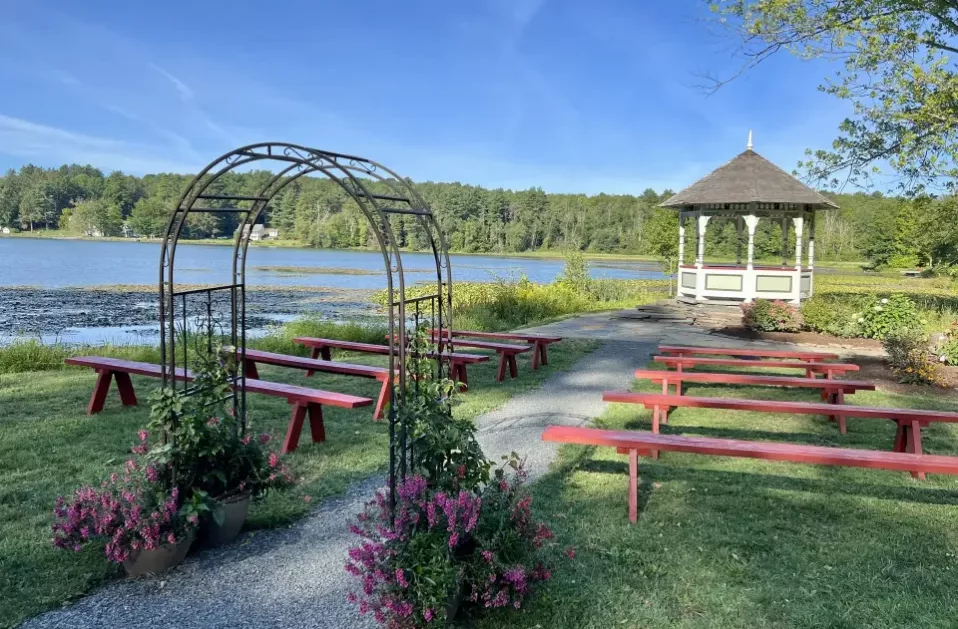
[0,340,596,629]
[478,374,958,629]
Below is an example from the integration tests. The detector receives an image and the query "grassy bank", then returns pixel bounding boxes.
[477,366,958,629]
[812,272,958,332]
[0,326,597,627]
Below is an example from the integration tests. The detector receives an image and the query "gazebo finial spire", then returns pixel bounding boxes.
[746,129,753,150]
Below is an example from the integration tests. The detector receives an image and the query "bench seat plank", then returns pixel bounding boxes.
[431,329,561,369]
[292,337,488,389]
[604,391,958,477]
[427,333,531,381]
[635,369,875,392]
[542,425,958,522]
[659,344,840,362]
[653,356,859,379]
[240,348,392,420]
[64,356,372,454]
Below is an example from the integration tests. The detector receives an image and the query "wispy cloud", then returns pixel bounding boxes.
[0,113,201,173]
[149,63,194,102]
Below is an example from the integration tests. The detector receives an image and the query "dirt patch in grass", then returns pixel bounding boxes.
[850,354,958,395]
[714,325,884,351]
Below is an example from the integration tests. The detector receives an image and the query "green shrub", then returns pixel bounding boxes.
[0,339,161,375]
[883,329,940,385]
[800,294,863,336]
[934,321,958,366]
[383,278,669,332]
[556,251,591,294]
[741,300,802,332]
[855,294,923,339]
[250,318,388,356]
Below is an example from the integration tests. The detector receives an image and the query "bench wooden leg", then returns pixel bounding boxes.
[87,370,115,415]
[906,419,926,480]
[893,421,907,452]
[305,347,332,377]
[308,403,326,443]
[374,378,390,421]
[835,390,846,435]
[455,362,469,391]
[628,448,639,523]
[244,359,260,380]
[650,406,660,459]
[508,354,519,378]
[282,404,308,454]
[531,342,541,370]
[282,403,327,454]
[496,355,508,382]
[659,380,671,425]
[114,372,138,407]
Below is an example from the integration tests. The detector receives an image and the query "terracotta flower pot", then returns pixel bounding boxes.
[201,493,251,548]
[123,531,195,577]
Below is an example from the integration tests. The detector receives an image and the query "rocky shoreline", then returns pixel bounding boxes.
[0,285,380,341]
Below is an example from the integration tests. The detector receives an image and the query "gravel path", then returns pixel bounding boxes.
[22,338,652,629]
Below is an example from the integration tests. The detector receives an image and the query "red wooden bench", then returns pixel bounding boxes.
[542,425,958,522]
[239,348,393,420]
[292,338,489,389]
[603,392,958,479]
[653,356,860,379]
[633,369,875,414]
[426,333,531,381]
[64,356,373,454]
[659,345,840,362]
[431,329,562,369]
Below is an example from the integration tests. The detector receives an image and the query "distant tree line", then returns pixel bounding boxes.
[0,164,954,268]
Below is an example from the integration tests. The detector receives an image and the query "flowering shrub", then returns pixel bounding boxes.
[741,300,803,332]
[346,457,554,628]
[855,294,922,339]
[52,459,202,563]
[883,328,941,385]
[145,350,294,503]
[935,321,958,366]
[53,351,294,565]
[800,294,863,337]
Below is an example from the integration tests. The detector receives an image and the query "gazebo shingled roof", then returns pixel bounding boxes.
[660,149,838,209]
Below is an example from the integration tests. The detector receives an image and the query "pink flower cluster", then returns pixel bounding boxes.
[52,459,192,564]
[345,461,558,629]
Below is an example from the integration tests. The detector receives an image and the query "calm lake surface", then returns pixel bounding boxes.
[0,238,664,289]
[0,238,665,345]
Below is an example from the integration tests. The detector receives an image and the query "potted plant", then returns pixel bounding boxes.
[52,459,203,577]
[144,352,294,547]
[346,457,555,627]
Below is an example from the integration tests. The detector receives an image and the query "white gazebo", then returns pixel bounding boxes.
[660,133,838,304]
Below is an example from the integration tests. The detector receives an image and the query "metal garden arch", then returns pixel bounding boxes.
[158,142,453,503]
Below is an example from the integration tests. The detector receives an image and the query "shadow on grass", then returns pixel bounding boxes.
[575,458,958,508]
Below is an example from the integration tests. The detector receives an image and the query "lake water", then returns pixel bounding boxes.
[0,238,664,289]
[0,237,665,345]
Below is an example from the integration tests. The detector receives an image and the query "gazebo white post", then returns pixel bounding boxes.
[792,214,804,304]
[677,212,686,296]
[695,213,711,301]
[695,213,710,267]
[736,216,744,265]
[780,216,788,266]
[744,212,759,302]
[807,211,816,296]
[677,212,686,266]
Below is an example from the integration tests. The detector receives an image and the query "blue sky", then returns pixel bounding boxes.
[0,0,848,194]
